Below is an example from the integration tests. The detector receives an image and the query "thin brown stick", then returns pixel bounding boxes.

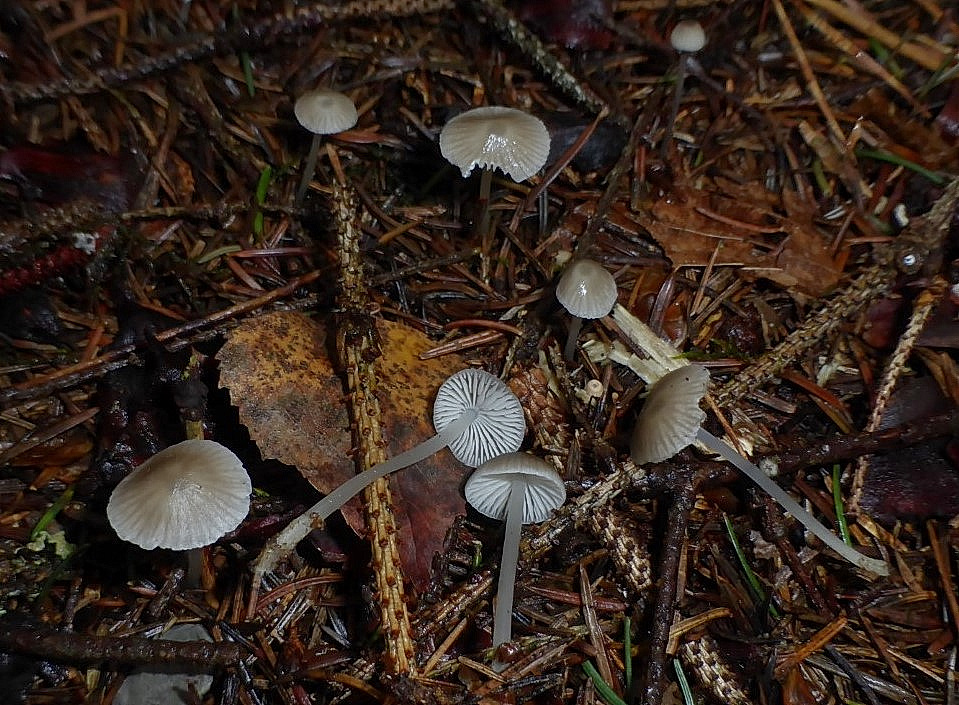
[0,270,323,406]
[0,622,242,667]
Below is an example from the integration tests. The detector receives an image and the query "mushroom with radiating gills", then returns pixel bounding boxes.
[249,368,527,603]
[555,258,618,361]
[439,106,550,242]
[106,439,252,585]
[630,365,890,575]
[293,88,358,206]
[663,19,707,156]
[464,452,566,661]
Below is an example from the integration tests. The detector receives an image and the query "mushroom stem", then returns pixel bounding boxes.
[185,548,203,589]
[694,427,890,575]
[251,408,479,598]
[563,316,584,361]
[492,481,525,654]
[475,166,494,243]
[294,134,323,206]
[662,56,688,157]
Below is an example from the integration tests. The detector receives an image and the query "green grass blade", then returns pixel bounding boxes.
[583,662,628,705]
[722,513,780,619]
[30,485,74,541]
[832,464,852,546]
[674,659,697,705]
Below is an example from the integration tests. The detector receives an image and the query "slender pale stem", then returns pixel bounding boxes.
[493,481,525,652]
[662,55,688,157]
[295,134,323,206]
[564,316,584,361]
[185,547,203,589]
[476,166,494,242]
[251,409,478,600]
[695,427,889,575]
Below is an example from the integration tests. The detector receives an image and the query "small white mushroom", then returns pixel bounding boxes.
[439,106,550,182]
[107,439,251,552]
[294,89,358,135]
[439,106,550,242]
[630,364,708,464]
[669,20,707,53]
[630,365,889,575]
[251,369,526,606]
[293,88,358,205]
[555,258,618,360]
[664,19,707,155]
[465,452,566,658]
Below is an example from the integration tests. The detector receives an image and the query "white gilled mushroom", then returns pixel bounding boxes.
[630,364,709,465]
[465,452,566,659]
[555,258,618,360]
[664,19,707,155]
[107,440,251,551]
[251,368,527,594]
[631,365,890,575]
[107,439,251,586]
[293,88,358,205]
[439,106,550,240]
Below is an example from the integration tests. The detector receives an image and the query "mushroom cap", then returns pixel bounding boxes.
[465,452,566,523]
[670,20,706,53]
[294,89,358,135]
[107,440,251,551]
[555,259,618,319]
[433,368,526,468]
[439,106,550,181]
[630,364,709,464]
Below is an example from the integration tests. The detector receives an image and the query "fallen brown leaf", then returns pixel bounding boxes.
[217,311,470,591]
[637,177,841,296]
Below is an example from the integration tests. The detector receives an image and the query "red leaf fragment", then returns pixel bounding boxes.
[0,146,133,211]
[515,0,615,50]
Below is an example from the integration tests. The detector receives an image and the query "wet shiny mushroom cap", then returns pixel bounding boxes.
[439,106,551,181]
[555,259,618,319]
[630,364,709,464]
[107,439,251,551]
[294,89,358,135]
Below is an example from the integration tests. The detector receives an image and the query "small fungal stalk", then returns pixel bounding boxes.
[465,452,566,665]
[693,427,889,575]
[439,106,551,246]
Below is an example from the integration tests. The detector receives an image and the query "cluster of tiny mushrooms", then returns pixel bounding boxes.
[106,52,890,666]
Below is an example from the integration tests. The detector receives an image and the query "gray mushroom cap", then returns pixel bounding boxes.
[465,452,566,523]
[433,368,526,468]
[439,106,551,181]
[107,440,251,551]
[630,365,709,464]
[670,20,707,53]
[294,89,358,135]
[556,259,618,319]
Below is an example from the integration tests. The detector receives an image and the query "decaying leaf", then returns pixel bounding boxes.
[217,311,353,484]
[850,88,959,171]
[636,177,841,296]
[217,311,470,591]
